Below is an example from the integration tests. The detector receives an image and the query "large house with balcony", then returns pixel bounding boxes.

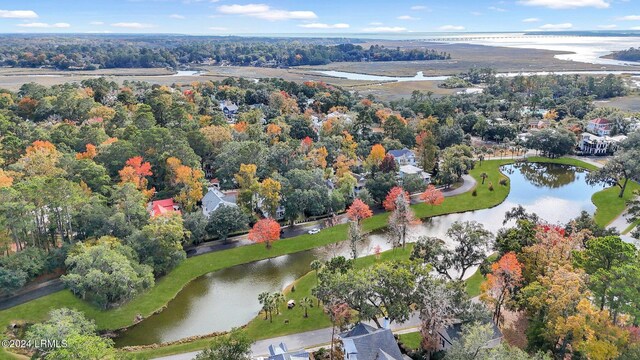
[586,118,612,136]
[579,133,626,156]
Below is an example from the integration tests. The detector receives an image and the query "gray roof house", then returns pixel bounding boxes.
[339,323,405,360]
[219,100,239,117]
[267,342,310,360]
[437,321,503,351]
[387,148,416,166]
[202,187,237,217]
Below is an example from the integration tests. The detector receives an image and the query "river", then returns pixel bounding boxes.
[314,69,640,83]
[115,162,606,347]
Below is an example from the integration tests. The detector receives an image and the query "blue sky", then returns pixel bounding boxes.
[0,0,638,34]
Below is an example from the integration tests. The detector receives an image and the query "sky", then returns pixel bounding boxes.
[0,0,639,35]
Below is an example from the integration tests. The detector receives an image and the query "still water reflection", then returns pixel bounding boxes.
[116,163,605,346]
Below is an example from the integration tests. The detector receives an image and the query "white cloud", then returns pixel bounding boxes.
[170,14,186,19]
[618,15,640,21]
[17,22,70,28]
[217,3,317,21]
[111,22,155,28]
[217,4,270,14]
[410,5,428,10]
[0,10,38,19]
[519,0,610,9]
[597,24,617,29]
[299,23,350,29]
[538,22,573,29]
[488,6,507,12]
[90,21,105,25]
[631,26,640,30]
[439,25,465,31]
[362,26,408,32]
[522,17,541,22]
[209,26,228,31]
[397,15,419,20]
[471,11,483,16]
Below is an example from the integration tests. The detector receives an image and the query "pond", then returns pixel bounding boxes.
[115,163,606,347]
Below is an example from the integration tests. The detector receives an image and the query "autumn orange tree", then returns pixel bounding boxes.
[366,144,386,173]
[346,198,373,224]
[166,157,205,212]
[307,146,328,169]
[16,140,63,177]
[76,143,98,160]
[480,252,523,324]
[248,218,281,249]
[420,184,444,207]
[383,186,410,211]
[119,156,155,199]
[0,169,13,188]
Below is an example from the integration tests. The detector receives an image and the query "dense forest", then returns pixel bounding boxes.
[611,47,640,62]
[0,35,450,70]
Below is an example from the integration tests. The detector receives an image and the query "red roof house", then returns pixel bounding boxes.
[149,198,181,217]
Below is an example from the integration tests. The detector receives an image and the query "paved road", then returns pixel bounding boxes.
[0,278,65,311]
[154,314,422,360]
[2,174,478,311]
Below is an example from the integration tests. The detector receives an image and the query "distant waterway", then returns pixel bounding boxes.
[314,69,640,82]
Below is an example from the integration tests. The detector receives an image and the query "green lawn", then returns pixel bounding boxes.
[525,156,599,171]
[1,156,630,360]
[592,181,640,227]
[0,159,513,337]
[398,331,423,350]
[128,245,498,359]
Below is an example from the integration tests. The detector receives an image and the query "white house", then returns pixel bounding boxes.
[579,133,626,156]
[202,187,237,217]
[586,118,611,137]
[399,164,431,183]
[388,148,416,166]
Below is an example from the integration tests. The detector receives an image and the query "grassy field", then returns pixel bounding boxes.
[398,331,423,350]
[1,156,628,359]
[592,181,640,227]
[128,245,487,359]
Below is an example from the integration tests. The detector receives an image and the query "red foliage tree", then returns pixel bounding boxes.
[383,186,410,211]
[346,199,373,223]
[119,156,155,199]
[248,218,281,249]
[380,154,398,173]
[419,185,444,207]
[481,252,523,324]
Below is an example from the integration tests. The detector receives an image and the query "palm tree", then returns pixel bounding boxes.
[272,292,285,315]
[299,297,313,318]
[258,292,272,321]
[480,172,488,185]
[310,259,323,284]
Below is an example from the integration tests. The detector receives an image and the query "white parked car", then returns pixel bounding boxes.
[308,228,320,235]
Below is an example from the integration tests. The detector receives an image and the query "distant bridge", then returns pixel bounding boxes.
[419,35,570,42]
